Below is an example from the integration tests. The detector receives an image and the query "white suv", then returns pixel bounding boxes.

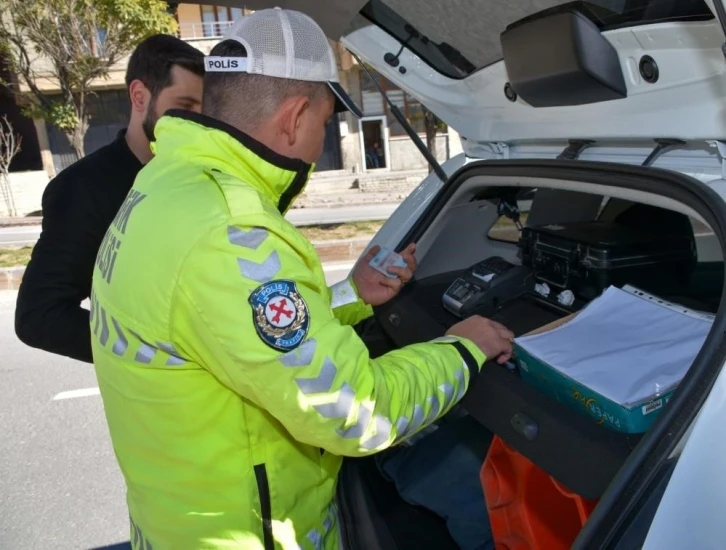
[212,1,726,548]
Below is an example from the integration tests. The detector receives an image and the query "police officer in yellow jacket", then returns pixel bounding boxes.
[91,8,514,550]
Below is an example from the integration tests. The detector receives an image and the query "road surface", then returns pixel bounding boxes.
[0,264,352,550]
[0,204,399,248]
[0,225,40,248]
[286,203,398,226]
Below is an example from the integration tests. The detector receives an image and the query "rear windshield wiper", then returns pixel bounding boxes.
[352,51,448,183]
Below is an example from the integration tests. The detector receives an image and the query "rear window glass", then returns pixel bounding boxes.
[360,0,715,78]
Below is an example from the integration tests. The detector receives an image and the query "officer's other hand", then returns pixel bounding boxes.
[351,243,417,307]
[446,316,514,364]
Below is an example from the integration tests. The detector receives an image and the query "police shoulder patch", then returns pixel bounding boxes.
[249,280,310,352]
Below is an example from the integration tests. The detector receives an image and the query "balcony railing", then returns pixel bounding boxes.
[178,21,234,40]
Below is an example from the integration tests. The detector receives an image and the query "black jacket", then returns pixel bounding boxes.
[15,131,143,363]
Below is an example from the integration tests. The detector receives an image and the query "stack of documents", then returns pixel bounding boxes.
[515,286,713,407]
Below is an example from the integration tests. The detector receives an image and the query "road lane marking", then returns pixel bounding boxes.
[53,387,100,400]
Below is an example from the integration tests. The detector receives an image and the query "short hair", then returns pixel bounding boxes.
[125,34,205,97]
[202,40,329,130]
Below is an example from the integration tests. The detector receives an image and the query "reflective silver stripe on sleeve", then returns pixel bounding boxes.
[455,365,467,401]
[237,251,281,283]
[423,394,441,426]
[337,404,372,439]
[93,296,101,335]
[100,308,110,346]
[112,318,128,356]
[395,416,410,437]
[322,515,333,534]
[396,403,425,441]
[392,366,467,444]
[330,278,358,309]
[313,383,356,419]
[280,339,317,367]
[430,336,459,344]
[407,404,426,437]
[361,415,393,450]
[306,529,323,550]
[135,341,156,364]
[156,342,187,367]
[130,516,153,550]
[89,291,95,324]
[127,334,188,367]
[228,226,268,250]
[439,381,456,412]
[279,341,400,451]
[165,355,186,367]
[128,330,156,365]
[303,504,336,550]
[295,357,337,394]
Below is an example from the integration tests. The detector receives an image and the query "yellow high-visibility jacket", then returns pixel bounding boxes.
[90,110,485,550]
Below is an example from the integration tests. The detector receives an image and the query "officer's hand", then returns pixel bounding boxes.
[446,316,514,364]
[351,243,417,307]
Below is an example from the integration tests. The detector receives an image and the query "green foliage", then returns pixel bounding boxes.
[21,101,79,132]
[0,0,177,156]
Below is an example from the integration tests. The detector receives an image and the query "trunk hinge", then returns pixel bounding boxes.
[642,138,686,167]
[490,142,510,159]
[461,138,510,160]
[557,140,595,160]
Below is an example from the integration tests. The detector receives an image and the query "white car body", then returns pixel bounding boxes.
[339,5,726,548]
[206,0,726,546]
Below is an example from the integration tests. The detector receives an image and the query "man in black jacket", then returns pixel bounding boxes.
[15,35,205,363]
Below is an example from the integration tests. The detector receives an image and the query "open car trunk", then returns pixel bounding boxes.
[336,159,726,550]
[177,0,726,547]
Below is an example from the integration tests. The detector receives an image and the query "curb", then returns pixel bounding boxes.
[312,237,369,263]
[0,238,372,291]
[0,217,43,228]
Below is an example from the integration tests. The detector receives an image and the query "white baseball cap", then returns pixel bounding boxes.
[204,7,362,118]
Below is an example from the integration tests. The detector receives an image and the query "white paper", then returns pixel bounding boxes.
[515,286,713,407]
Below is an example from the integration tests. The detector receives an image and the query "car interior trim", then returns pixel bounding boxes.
[388,159,726,549]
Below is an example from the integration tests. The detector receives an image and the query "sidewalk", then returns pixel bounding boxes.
[0,176,414,287]
[0,194,404,228]
[0,237,371,291]
[0,186,412,228]
[0,216,42,228]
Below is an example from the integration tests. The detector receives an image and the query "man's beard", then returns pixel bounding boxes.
[141,98,160,143]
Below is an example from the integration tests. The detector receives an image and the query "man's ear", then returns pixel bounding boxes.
[279,96,310,147]
[128,80,151,113]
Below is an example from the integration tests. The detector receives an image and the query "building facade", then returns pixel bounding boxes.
[1,4,462,216]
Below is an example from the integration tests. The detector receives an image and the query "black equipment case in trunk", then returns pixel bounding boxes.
[520,220,696,301]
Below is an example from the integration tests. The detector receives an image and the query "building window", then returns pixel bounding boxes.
[359,67,437,137]
[200,5,243,37]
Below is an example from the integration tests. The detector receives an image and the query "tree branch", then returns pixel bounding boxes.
[0,115,22,216]
[0,115,22,172]
[0,0,177,157]
[6,35,53,110]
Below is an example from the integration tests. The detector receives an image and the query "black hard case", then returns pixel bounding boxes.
[520,221,696,300]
